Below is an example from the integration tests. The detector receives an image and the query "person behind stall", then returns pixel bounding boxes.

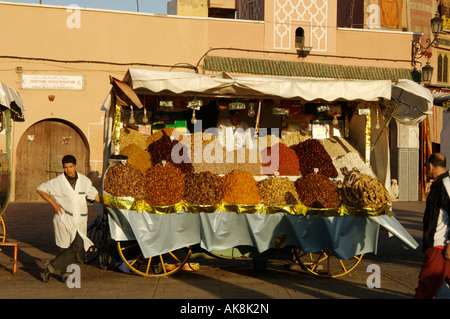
[216,109,254,151]
[37,155,102,282]
[414,153,450,299]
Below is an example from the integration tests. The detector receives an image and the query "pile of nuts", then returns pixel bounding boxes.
[119,127,147,151]
[222,170,260,204]
[320,136,359,158]
[257,177,300,206]
[144,162,185,206]
[184,171,223,205]
[332,152,375,181]
[281,131,310,147]
[292,139,338,178]
[295,173,342,208]
[261,143,300,176]
[103,162,146,200]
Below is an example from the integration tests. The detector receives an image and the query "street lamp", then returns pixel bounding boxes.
[431,12,444,36]
[411,11,444,83]
[422,62,434,84]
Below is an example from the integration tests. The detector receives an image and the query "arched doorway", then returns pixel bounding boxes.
[15,119,90,202]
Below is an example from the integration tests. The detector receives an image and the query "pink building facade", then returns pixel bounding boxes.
[0,0,444,201]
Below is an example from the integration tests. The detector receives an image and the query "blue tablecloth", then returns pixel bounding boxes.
[107,208,418,259]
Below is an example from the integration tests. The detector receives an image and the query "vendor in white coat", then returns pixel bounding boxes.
[216,110,254,151]
[37,154,101,282]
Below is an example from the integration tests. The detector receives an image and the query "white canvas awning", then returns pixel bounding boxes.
[0,82,25,121]
[122,69,393,101]
[391,79,434,125]
[102,69,434,120]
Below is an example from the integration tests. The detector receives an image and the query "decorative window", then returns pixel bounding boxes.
[438,53,449,83]
[295,28,305,49]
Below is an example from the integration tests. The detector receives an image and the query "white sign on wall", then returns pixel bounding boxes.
[21,74,84,90]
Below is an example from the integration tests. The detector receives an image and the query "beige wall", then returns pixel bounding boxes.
[0,2,420,200]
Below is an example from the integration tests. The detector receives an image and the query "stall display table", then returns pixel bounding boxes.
[107,207,418,277]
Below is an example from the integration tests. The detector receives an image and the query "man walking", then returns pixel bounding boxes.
[414,153,450,298]
[37,155,101,282]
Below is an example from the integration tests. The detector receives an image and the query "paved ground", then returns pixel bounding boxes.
[0,201,429,305]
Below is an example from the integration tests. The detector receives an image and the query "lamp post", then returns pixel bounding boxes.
[431,12,444,37]
[411,11,443,84]
[422,61,434,84]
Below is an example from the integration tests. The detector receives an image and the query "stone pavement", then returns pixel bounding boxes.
[0,201,427,302]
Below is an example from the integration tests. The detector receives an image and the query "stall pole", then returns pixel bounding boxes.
[365,110,371,165]
[255,100,262,138]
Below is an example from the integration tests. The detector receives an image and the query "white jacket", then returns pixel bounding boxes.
[216,117,253,150]
[37,173,98,250]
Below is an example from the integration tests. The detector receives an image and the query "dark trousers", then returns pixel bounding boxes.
[50,232,83,274]
[415,247,450,299]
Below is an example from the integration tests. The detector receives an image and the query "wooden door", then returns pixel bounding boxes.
[15,120,89,201]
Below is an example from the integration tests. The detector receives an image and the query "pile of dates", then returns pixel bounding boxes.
[104,162,146,200]
[144,162,185,206]
[291,139,338,178]
[295,173,341,208]
[184,171,224,205]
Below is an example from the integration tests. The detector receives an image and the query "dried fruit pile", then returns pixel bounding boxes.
[103,163,146,200]
[294,173,341,208]
[292,139,338,178]
[184,171,223,205]
[257,177,300,206]
[147,130,193,173]
[147,130,179,166]
[338,171,391,209]
[144,162,185,206]
[107,124,388,212]
[222,170,260,205]
[261,143,300,176]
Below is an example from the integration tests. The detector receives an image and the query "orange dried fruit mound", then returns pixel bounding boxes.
[222,169,260,205]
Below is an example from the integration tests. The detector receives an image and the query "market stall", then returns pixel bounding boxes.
[0,81,25,247]
[99,69,421,277]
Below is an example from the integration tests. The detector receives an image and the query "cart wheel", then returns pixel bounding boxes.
[293,248,363,278]
[0,216,5,252]
[116,240,192,277]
